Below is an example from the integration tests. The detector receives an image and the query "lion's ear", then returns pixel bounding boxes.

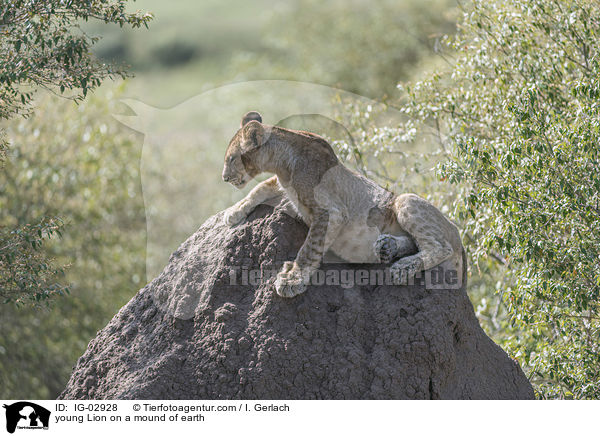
[241,111,262,127]
[240,120,264,151]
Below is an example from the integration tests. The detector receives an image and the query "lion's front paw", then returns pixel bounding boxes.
[275,262,308,298]
[223,207,247,226]
[390,256,424,286]
[374,234,398,263]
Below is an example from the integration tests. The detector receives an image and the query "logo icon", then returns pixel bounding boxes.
[3,402,50,433]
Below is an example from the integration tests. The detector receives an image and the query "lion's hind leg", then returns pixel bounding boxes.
[374,234,417,263]
[389,193,456,285]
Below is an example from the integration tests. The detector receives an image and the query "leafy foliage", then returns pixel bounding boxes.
[0,1,150,396]
[0,0,152,118]
[0,89,147,398]
[393,0,600,398]
[0,0,151,306]
[0,217,68,305]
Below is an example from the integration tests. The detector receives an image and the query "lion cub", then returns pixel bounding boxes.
[222,112,463,297]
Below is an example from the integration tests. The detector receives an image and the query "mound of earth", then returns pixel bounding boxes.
[59,203,534,399]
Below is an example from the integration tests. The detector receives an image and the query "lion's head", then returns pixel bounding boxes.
[222,111,266,189]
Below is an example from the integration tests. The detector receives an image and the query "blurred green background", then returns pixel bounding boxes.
[1,0,493,399]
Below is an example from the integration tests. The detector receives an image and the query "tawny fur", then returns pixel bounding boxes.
[222,112,463,298]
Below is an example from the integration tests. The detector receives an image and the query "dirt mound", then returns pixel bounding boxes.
[59,204,534,399]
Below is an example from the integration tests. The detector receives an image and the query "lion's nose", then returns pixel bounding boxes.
[222,174,231,182]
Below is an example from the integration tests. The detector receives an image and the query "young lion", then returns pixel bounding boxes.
[222,111,463,297]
